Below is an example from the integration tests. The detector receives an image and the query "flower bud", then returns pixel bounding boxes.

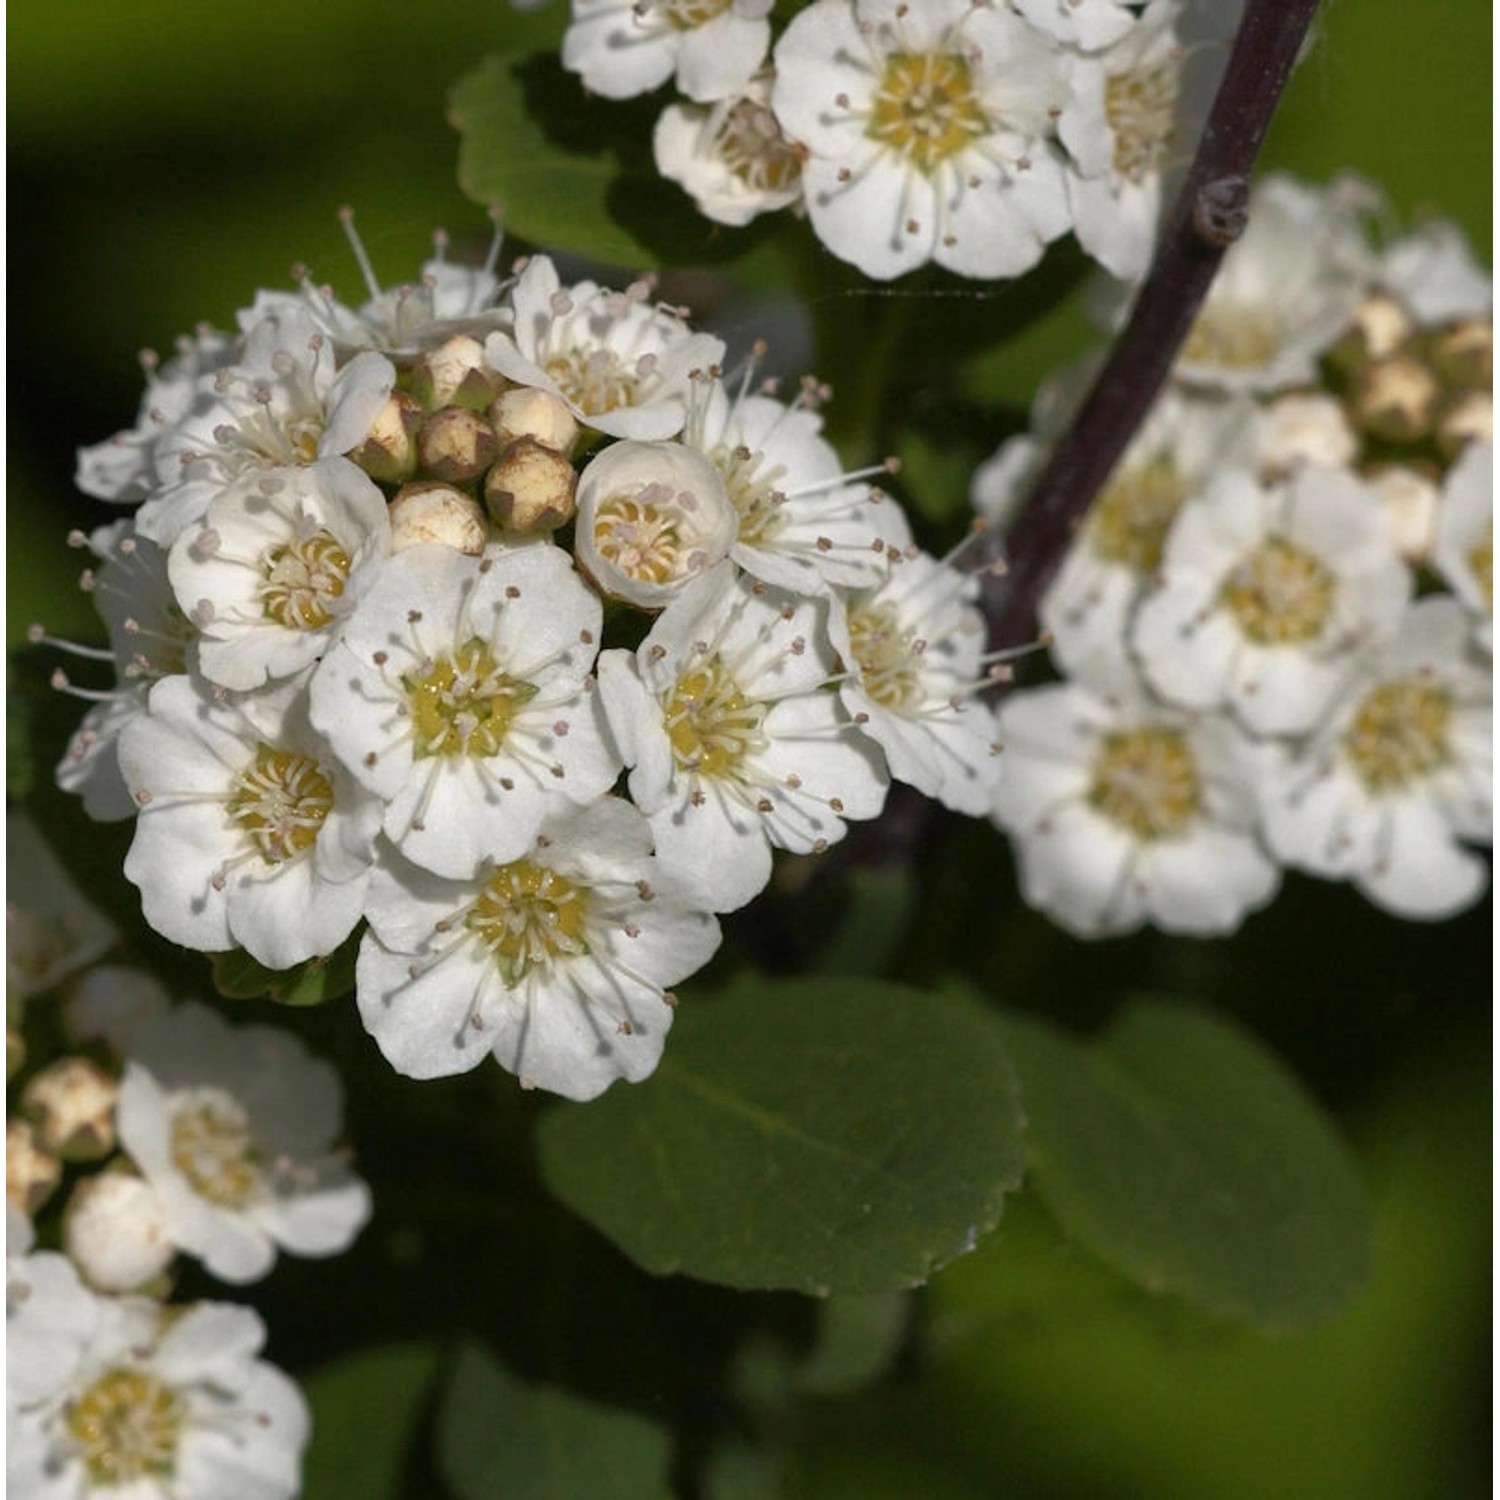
[23,1056,118,1160]
[388,481,489,555]
[485,438,579,535]
[1326,293,1414,376]
[417,407,500,484]
[63,1171,174,1293]
[1366,463,1440,561]
[347,389,423,484]
[6,1119,61,1215]
[1258,393,1358,480]
[411,335,505,411]
[1355,355,1441,444]
[574,440,737,609]
[1435,389,1492,462]
[490,386,579,454]
[1428,317,1492,390]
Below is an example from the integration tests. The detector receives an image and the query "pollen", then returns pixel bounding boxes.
[467,860,590,986]
[867,51,990,175]
[402,639,538,758]
[259,528,352,630]
[65,1367,186,1486]
[1342,676,1453,793]
[1088,726,1201,839]
[847,600,924,713]
[170,1090,263,1207]
[1088,457,1188,572]
[1219,536,1336,645]
[665,658,768,778]
[227,745,334,863]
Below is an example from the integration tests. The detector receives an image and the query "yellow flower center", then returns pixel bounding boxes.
[544,349,635,417]
[227,745,334,863]
[867,52,990,175]
[713,444,785,548]
[847,600,923,713]
[1105,58,1179,182]
[592,488,692,587]
[716,99,803,194]
[665,660,767,778]
[171,1092,262,1207]
[1088,457,1189,572]
[661,0,731,27]
[1219,536,1336,645]
[65,1368,186,1486]
[1089,727,1201,839]
[403,639,537,758]
[467,860,589,986]
[1342,677,1453,793]
[1468,530,1493,615]
[1180,303,1282,371]
[260,528,352,630]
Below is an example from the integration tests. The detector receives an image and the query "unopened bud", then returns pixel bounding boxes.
[1435,389,1492,461]
[485,438,579,535]
[411,335,505,411]
[1428,317,1493,390]
[64,1171,174,1293]
[417,407,500,484]
[22,1056,118,1161]
[1258,393,1358,480]
[388,482,489,555]
[347,389,423,484]
[1355,355,1441,444]
[7,1119,61,1214]
[490,386,579,454]
[1347,293,1416,362]
[1366,462,1440,561]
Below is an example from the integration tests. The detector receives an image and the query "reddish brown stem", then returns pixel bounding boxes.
[987,0,1322,650]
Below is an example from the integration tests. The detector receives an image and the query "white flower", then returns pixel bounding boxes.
[771,0,1071,280]
[1257,598,1491,919]
[574,440,739,608]
[654,68,805,227]
[119,676,383,969]
[309,542,619,879]
[1132,464,1411,736]
[563,0,772,103]
[1057,0,1185,280]
[50,522,196,823]
[484,255,725,440]
[8,1261,309,1499]
[992,671,1280,938]
[1174,174,1380,392]
[137,308,394,547]
[1013,0,1137,51]
[682,375,903,593]
[598,564,888,912]
[1038,388,1258,680]
[830,537,1003,816]
[6,816,116,1000]
[356,798,721,1100]
[168,457,392,692]
[1377,219,1492,324]
[1255,392,1359,480]
[63,967,173,1056]
[75,328,236,505]
[1431,440,1492,650]
[116,1002,372,1285]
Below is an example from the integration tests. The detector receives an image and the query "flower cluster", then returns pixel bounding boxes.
[7,823,366,1498]
[974,175,1493,936]
[46,221,1006,1101]
[561,0,1235,281]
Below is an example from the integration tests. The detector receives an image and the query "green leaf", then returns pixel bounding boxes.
[892,427,980,528]
[437,1340,673,1500]
[537,978,1026,1295]
[1001,997,1370,1331]
[810,869,916,978]
[301,1342,440,1500]
[210,928,359,1007]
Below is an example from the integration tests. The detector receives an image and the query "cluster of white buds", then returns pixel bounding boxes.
[6,819,365,1498]
[43,218,1009,1103]
[563,0,1232,280]
[974,175,1493,937]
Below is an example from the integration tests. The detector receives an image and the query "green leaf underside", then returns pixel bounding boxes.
[437,1341,672,1500]
[210,929,359,1006]
[1002,997,1371,1332]
[301,1342,441,1500]
[537,979,1026,1295]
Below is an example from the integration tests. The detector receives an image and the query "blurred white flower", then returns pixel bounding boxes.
[6,816,115,1000]
[1431,440,1492,650]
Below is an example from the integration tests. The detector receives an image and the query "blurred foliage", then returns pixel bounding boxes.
[7,0,1490,1496]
